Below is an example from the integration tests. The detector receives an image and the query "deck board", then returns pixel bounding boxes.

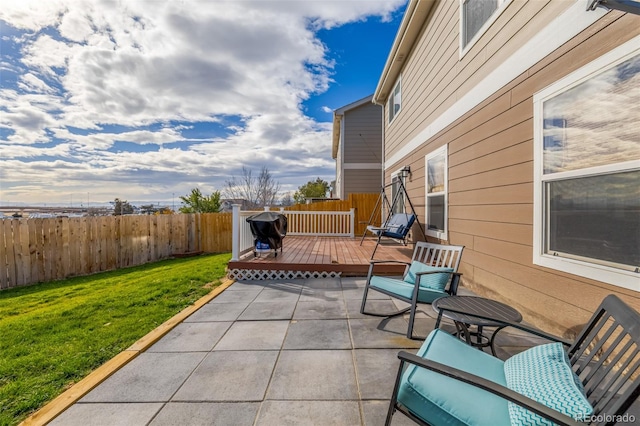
[228,236,414,276]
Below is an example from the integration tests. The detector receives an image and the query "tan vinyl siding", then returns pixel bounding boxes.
[382,7,640,335]
[456,0,567,93]
[386,0,460,157]
[385,0,576,161]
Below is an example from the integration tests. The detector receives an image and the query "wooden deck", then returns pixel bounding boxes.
[228,236,414,279]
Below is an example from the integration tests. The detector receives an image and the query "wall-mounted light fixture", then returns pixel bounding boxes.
[587,0,640,15]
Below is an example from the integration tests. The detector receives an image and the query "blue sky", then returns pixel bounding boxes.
[0,0,406,206]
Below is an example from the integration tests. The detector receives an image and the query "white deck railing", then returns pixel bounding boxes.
[231,205,355,261]
[285,210,354,237]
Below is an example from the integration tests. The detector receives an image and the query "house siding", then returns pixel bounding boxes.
[335,148,344,198]
[337,99,382,198]
[343,102,382,164]
[343,169,382,197]
[381,1,640,336]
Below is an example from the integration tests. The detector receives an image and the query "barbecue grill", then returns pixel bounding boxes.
[246,211,287,257]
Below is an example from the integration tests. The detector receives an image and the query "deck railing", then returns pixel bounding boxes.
[286,210,355,237]
[231,206,355,261]
[233,209,264,261]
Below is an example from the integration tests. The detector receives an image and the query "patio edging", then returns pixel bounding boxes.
[20,277,236,426]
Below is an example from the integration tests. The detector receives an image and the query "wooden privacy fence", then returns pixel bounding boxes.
[199,213,233,253]
[0,213,232,290]
[0,194,379,290]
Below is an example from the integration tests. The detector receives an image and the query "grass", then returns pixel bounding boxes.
[0,253,231,426]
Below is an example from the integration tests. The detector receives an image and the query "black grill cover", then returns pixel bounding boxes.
[246,212,287,250]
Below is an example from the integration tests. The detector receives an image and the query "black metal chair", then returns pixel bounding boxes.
[360,242,464,339]
[386,294,640,425]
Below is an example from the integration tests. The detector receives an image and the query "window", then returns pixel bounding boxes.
[461,0,509,52]
[388,77,401,123]
[391,168,408,214]
[425,145,448,239]
[533,41,640,290]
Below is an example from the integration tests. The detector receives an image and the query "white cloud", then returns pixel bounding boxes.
[0,90,60,143]
[17,73,55,94]
[0,0,405,204]
[0,0,67,30]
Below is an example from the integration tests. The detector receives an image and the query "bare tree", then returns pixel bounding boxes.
[223,166,281,209]
[280,192,294,206]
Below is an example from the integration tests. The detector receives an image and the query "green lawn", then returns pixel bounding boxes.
[0,253,230,426]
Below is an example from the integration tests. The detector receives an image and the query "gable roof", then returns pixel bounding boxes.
[331,94,374,159]
[373,0,437,105]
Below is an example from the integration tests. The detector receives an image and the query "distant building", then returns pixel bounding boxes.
[220,199,252,212]
[332,95,382,199]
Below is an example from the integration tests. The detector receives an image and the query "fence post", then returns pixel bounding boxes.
[350,208,355,238]
[231,204,241,261]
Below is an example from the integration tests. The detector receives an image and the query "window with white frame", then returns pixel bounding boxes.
[391,168,407,214]
[388,77,402,123]
[533,41,640,291]
[425,145,447,239]
[461,0,509,52]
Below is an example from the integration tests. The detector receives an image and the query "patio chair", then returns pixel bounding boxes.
[386,294,640,426]
[360,242,464,339]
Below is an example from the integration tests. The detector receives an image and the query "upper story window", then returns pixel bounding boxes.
[388,76,402,123]
[425,145,448,240]
[533,38,640,291]
[461,0,509,53]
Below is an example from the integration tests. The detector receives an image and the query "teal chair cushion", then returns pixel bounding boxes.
[504,342,593,425]
[404,262,454,291]
[397,329,511,426]
[369,276,446,304]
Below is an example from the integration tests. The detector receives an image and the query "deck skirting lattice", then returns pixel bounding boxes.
[227,268,341,281]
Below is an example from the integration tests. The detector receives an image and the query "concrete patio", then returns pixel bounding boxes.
[48,277,561,425]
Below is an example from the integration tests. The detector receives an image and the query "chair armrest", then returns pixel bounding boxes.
[368,260,411,266]
[434,307,572,346]
[396,351,582,426]
[413,270,459,276]
[366,260,411,280]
